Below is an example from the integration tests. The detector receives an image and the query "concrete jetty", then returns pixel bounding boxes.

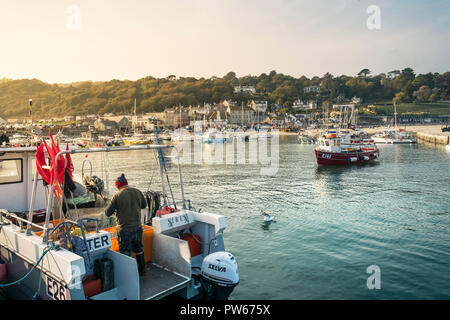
[416,132,449,145]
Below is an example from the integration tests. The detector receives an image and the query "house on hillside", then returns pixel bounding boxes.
[293,99,317,110]
[0,117,7,126]
[304,85,320,94]
[234,86,256,94]
[64,116,75,122]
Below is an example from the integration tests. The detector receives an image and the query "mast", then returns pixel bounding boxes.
[29,99,33,136]
[394,102,397,129]
[241,102,244,126]
[133,98,137,135]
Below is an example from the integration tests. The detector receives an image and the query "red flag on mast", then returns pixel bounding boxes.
[40,131,66,196]
[35,144,51,184]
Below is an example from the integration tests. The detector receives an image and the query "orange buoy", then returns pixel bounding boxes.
[181,233,202,257]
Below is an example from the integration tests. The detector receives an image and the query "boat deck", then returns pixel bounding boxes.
[140,263,191,300]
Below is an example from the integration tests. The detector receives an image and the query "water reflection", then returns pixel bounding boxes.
[261,220,276,231]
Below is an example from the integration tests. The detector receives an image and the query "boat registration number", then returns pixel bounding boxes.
[46,275,71,300]
[322,154,332,159]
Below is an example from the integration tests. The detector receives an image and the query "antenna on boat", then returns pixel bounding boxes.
[29,98,34,137]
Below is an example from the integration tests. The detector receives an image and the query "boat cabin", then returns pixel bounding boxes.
[0,147,47,213]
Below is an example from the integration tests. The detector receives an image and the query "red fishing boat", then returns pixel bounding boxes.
[314,132,379,165]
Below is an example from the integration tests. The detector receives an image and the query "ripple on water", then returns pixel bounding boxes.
[72,140,450,299]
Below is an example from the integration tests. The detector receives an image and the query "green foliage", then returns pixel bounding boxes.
[0,69,449,119]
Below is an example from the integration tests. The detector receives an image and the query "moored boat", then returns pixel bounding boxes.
[372,129,417,144]
[314,132,379,165]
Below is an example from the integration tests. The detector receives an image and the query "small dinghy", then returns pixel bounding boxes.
[261,210,274,222]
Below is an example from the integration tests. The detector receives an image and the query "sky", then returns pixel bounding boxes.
[0,0,449,83]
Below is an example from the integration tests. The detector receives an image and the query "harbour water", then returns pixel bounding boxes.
[72,136,450,299]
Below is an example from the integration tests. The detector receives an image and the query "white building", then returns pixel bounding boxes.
[64,116,75,122]
[250,100,268,113]
[303,85,320,94]
[351,96,362,104]
[234,86,256,94]
[293,99,317,110]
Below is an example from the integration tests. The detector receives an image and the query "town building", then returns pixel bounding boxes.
[164,107,190,128]
[226,105,257,125]
[94,118,118,132]
[250,100,268,113]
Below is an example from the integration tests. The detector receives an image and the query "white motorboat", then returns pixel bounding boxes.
[372,129,416,144]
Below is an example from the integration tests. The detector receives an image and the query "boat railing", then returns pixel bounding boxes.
[0,209,47,233]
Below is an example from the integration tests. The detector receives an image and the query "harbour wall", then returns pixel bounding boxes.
[416,132,449,145]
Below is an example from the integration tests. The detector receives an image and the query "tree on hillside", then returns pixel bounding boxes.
[387,70,401,79]
[400,68,415,81]
[358,69,371,78]
[413,86,432,102]
[393,92,409,104]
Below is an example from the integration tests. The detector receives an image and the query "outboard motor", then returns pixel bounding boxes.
[200,251,239,300]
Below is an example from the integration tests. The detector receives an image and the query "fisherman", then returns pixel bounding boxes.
[105,174,147,275]
[0,132,9,145]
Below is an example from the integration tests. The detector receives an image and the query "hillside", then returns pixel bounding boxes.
[0,69,448,119]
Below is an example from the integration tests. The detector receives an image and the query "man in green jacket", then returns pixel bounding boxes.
[105,174,147,275]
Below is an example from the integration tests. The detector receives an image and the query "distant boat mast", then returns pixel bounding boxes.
[394,102,397,129]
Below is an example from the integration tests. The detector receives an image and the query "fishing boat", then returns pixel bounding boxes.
[314,132,380,165]
[372,129,417,144]
[9,134,29,146]
[123,133,152,145]
[124,99,153,146]
[158,130,172,141]
[106,134,125,147]
[372,102,416,144]
[201,129,232,144]
[297,133,316,144]
[0,143,239,300]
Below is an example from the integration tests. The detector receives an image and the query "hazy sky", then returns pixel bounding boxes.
[0,0,448,83]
